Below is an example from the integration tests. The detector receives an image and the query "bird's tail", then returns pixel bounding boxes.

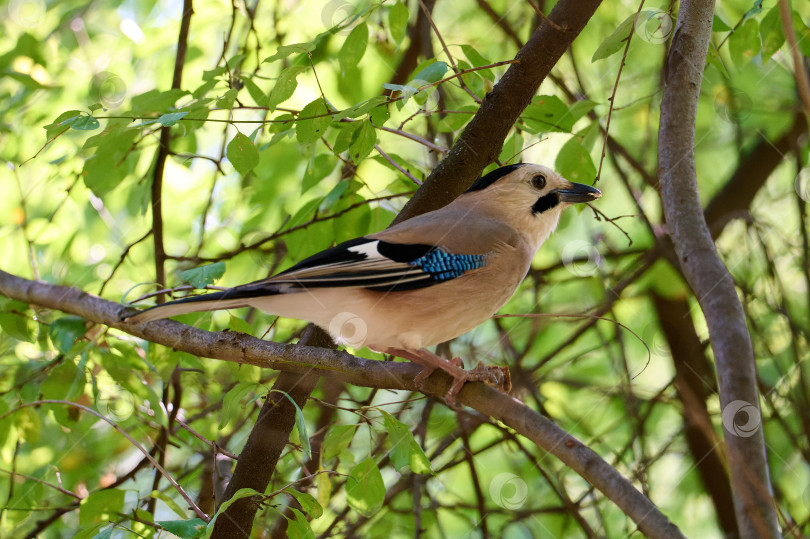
[123,284,282,324]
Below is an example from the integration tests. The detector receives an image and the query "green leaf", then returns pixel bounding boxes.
[555,136,596,184]
[332,96,388,121]
[0,301,34,342]
[339,23,368,74]
[158,518,206,539]
[271,389,311,459]
[151,490,187,519]
[348,120,376,163]
[79,489,125,525]
[287,508,315,539]
[216,88,239,109]
[61,115,100,130]
[131,88,189,114]
[268,66,308,111]
[323,424,356,460]
[228,314,253,334]
[302,154,335,193]
[381,411,431,474]
[179,261,226,288]
[286,489,323,518]
[156,111,189,126]
[44,110,83,139]
[413,61,447,83]
[760,6,785,62]
[227,132,260,175]
[49,316,86,355]
[388,2,409,45]
[522,95,579,133]
[369,104,389,127]
[592,14,635,61]
[461,45,494,81]
[712,14,732,32]
[241,76,269,108]
[219,382,259,429]
[42,359,85,401]
[263,42,315,63]
[296,99,331,144]
[346,458,385,517]
[82,126,139,196]
[729,18,761,67]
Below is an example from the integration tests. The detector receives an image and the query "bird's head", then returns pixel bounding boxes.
[462,163,602,248]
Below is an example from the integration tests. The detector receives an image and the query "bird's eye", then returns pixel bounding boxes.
[531,174,546,190]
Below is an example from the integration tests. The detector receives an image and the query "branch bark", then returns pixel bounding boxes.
[0,269,684,538]
[657,1,780,536]
[393,0,603,223]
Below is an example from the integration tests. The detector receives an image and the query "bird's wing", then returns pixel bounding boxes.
[258,236,489,292]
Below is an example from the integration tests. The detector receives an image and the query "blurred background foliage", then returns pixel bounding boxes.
[0,0,809,537]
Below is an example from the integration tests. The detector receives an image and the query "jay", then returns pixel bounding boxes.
[124,163,601,405]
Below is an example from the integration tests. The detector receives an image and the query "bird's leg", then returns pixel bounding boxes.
[383,348,511,407]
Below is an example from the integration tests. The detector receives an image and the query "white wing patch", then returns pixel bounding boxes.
[348,240,382,259]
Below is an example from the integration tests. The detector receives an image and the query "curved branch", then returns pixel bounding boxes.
[0,269,684,538]
[657,1,780,537]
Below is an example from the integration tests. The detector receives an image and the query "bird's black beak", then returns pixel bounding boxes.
[555,182,602,203]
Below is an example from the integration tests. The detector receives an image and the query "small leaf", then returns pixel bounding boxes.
[339,23,368,74]
[522,95,578,133]
[381,411,431,473]
[272,389,311,459]
[759,6,785,63]
[156,111,189,126]
[302,154,335,193]
[219,383,259,430]
[388,2,409,45]
[346,458,385,517]
[332,96,388,121]
[44,110,83,139]
[413,61,447,83]
[729,18,761,67]
[228,314,253,335]
[49,316,86,355]
[296,99,331,144]
[268,66,308,111]
[88,103,103,112]
[286,489,323,518]
[157,518,206,539]
[461,45,494,81]
[592,14,635,61]
[151,490,187,519]
[323,424,356,460]
[79,489,125,525]
[348,120,376,163]
[287,508,315,539]
[712,14,732,32]
[241,76,269,108]
[179,261,226,289]
[227,133,260,175]
[263,42,315,63]
[555,136,596,184]
[61,115,100,130]
[216,88,239,109]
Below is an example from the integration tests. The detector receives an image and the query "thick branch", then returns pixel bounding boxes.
[393,0,603,223]
[657,1,780,537]
[0,269,684,538]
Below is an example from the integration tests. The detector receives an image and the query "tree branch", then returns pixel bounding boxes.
[657,1,780,536]
[0,269,684,538]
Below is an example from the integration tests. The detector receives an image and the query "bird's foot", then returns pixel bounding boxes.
[385,348,511,408]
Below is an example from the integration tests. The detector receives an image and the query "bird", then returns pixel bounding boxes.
[123,163,601,405]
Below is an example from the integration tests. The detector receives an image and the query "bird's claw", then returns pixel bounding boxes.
[414,358,512,409]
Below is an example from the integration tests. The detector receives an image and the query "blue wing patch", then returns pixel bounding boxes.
[410,249,487,283]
